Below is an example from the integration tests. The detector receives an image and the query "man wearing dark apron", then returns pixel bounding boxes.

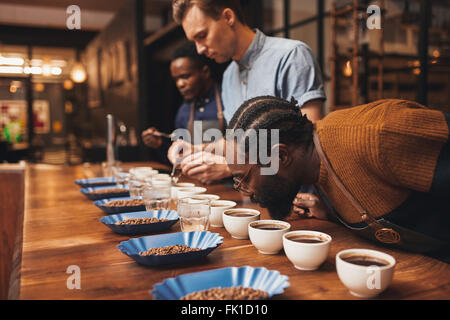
[142,42,224,163]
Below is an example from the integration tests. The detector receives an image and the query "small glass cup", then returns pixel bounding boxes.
[143,184,171,211]
[114,169,130,186]
[177,197,211,232]
[129,179,145,197]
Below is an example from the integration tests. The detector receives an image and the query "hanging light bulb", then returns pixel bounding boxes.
[343,60,353,77]
[70,61,87,83]
[431,50,440,64]
[34,83,45,92]
[63,79,74,90]
[9,83,17,93]
[33,82,45,92]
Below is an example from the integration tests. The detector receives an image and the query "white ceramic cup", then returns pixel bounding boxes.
[151,175,171,183]
[191,194,220,201]
[248,220,291,254]
[171,182,195,199]
[130,166,153,174]
[222,208,260,239]
[283,230,332,271]
[150,177,172,190]
[130,167,158,180]
[154,173,170,179]
[209,200,237,227]
[177,186,207,199]
[336,248,396,298]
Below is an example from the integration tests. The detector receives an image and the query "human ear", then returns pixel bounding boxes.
[222,8,236,27]
[259,143,290,176]
[201,65,211,78]
[272,144,291,167]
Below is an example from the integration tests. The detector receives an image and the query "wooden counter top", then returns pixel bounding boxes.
[12,162,450,300]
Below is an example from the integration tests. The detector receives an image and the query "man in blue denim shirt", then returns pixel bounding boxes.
[170,0,325,187]
[221,28,325,123]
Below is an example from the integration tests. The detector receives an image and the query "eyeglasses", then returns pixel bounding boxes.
[232,165,254,195]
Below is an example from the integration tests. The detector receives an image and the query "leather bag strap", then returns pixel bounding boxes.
[313,130,401,244]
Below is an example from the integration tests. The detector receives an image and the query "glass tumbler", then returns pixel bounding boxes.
[143,184,171,211]
[129,179,145,197]
[114,170,130,186]
[177,197,211,232]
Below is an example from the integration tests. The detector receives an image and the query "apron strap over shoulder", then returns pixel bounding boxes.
[187,83,225,136]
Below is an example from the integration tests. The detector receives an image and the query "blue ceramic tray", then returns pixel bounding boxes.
[74,177,116,188]
[100,210,178,235]
[94,196,145,214]
[118,231,223,267]
[150,266,289,300]
[80,184,129,200]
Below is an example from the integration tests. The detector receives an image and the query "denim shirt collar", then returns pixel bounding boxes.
[237,29,266,71]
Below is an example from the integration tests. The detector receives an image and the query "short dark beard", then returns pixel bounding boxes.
[253,175,302,220]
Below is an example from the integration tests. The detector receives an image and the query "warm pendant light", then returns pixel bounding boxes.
[70,62,87,83]
[70,49,87,83]
[343,60,353,77]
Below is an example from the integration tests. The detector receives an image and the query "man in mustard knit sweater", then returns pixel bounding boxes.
[227,96,450,262]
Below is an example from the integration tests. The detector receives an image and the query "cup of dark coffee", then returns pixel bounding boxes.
[248,220,291,254]
[283,230,332,270]
[222,208,260,239]
[336,249,396,298]
[210,200,236,227]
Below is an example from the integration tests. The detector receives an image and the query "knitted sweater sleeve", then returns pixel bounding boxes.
[376,103,449,193]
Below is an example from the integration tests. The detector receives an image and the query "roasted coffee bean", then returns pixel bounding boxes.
[181,286,268,300]
[115,218,168,225]
[139,245,201,256]
[89,188,127,195]
[103,199,145,207]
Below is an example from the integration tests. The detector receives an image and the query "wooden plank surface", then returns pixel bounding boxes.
[0,163,25,299]
[14,162,450,300]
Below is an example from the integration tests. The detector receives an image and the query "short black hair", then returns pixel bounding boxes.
[171,41,212,70]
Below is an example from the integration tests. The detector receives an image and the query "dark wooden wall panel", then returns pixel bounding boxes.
[84,0,143,139]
